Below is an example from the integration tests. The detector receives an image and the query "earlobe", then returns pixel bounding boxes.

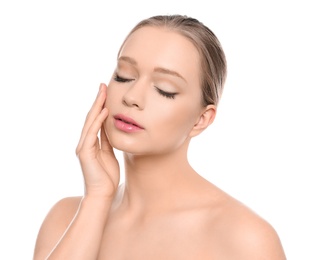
[189,105,217,137]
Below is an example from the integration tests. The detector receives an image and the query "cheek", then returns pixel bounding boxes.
[150,102,199,139]
[105,85,121,110]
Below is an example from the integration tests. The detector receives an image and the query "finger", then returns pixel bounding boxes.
[100,124,115,155]
[81,83,107,138]
[80,107,109,157]
[76,83,107,154]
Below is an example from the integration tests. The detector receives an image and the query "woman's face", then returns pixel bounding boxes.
[104,26,206,155]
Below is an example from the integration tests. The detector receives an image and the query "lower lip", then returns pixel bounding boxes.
[114,119,144,133]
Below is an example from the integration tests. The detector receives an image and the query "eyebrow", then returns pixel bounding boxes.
[153,67,187,83]
[118,56,137,65]
[118,56,187,83]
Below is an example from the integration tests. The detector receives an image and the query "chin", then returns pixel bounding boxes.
[105,132,144,154]
[104,121,148,155]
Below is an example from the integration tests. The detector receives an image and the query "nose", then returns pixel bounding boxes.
[122,80,146,110]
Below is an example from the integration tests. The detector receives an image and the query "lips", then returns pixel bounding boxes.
[113,114,144,132]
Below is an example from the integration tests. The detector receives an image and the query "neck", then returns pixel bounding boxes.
[119,144,196,212]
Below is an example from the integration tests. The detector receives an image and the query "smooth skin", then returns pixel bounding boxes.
[33,27,286,259]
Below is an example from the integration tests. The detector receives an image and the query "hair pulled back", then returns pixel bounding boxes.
[119,15,227,107]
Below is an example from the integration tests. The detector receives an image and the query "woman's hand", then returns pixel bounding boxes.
[76,83,120,199]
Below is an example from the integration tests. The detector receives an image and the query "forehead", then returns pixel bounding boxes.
[118,26,201,82]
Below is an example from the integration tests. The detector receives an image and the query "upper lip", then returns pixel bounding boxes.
[113,114,144,129]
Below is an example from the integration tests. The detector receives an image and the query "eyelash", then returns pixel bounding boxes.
[155,87,177,99]
[114,74,177,99]
[114,74,133,83]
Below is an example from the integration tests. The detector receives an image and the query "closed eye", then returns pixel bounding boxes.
[155,87,177,99]
[114,74,134,83]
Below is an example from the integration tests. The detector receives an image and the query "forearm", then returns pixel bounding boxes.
[46,196,112,260]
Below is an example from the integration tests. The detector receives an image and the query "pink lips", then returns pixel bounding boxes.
[113,114,144,133]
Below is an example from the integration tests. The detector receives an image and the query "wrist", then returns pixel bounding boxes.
[80,194,114,211]
[84,183,118,201]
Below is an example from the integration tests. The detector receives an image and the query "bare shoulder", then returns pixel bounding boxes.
[203,190,286,259]
[33,196,82,259]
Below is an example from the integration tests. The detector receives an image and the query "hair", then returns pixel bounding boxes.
[118,14,227,107]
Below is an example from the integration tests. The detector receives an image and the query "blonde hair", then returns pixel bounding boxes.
[118,15,227,106]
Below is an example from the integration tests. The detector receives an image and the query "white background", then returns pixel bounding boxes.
[0,0,316,259]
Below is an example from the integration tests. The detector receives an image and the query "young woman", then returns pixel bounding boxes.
[33,15,286,259]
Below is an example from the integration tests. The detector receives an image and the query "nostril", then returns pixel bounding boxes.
[122,92,143,110]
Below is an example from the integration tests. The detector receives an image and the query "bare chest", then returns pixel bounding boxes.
[97,212,213,259]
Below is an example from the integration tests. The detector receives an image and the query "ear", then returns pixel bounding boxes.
[189,104,217,137]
